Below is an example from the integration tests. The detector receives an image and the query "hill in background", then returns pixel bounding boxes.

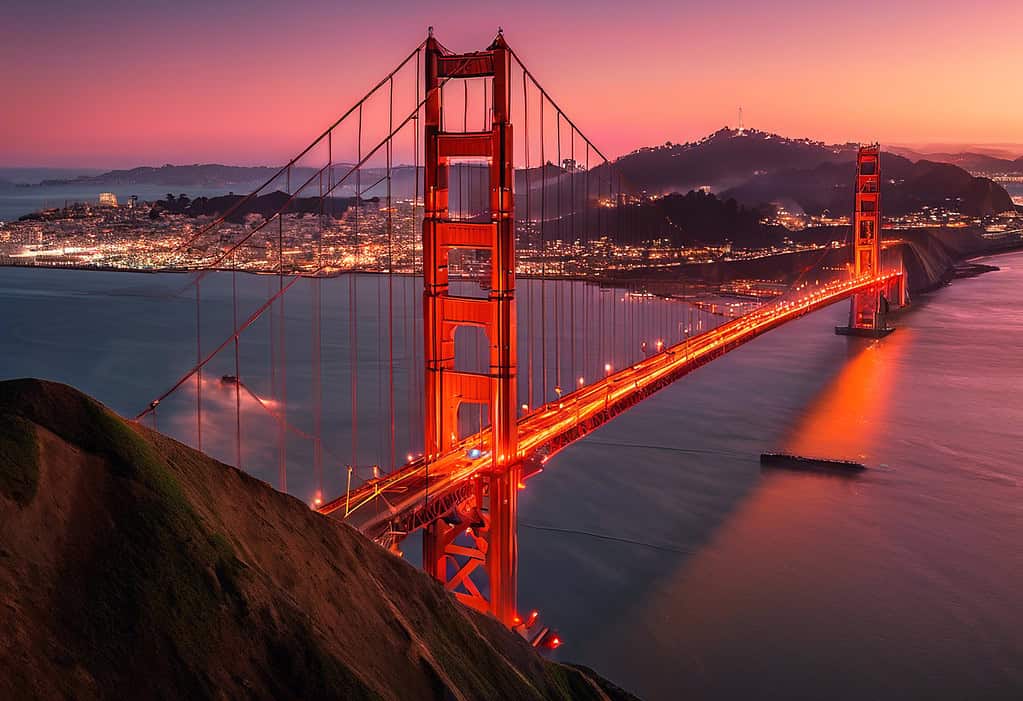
[601,128,1014,217]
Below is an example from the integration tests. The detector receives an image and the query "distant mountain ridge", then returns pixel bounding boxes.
[25,128,1016,222]
[38,164,331,189]
[886,147,1023,175]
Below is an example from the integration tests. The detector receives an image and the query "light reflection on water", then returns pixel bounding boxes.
[783,328,908,461]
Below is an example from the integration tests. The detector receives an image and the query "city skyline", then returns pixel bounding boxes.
[2,0,1022,168]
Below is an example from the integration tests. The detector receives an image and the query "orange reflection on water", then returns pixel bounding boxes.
[784,330,911,462]
[602,331,917,697]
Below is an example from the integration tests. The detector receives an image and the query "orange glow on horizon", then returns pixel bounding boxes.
[3,1,1021,167]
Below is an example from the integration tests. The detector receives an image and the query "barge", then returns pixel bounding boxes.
[759,452,866,473]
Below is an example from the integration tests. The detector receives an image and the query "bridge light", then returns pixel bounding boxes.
[604,363,612,374]
[521,403,529,411]
[578,376,584,386]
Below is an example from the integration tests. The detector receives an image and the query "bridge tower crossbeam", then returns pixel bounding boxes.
[421,31,519,626]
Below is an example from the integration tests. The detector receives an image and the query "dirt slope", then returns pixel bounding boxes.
[0,379,637,701]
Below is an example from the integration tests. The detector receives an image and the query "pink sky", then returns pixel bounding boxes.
[2,0,1021,167]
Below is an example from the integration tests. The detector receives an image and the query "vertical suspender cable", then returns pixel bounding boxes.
[352,105,362,475]
[196,278,202,451]
[233,255,241,470]
[314,167,324,498]
[411,48,421,460]
[584,142,590,380]
[268,274,275,439]
[278,168,288,492]
[523,67,533,409]
[539,98,547,403]
[414,47,422,461]
[610,169,617,368]
[387,75,396,472]
[554,112,561,392]
[569,128,576,386]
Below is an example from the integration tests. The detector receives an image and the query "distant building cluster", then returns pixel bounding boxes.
[1,191,1017,282]
[0,193,822,276]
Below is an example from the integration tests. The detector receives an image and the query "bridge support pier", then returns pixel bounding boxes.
[422,464,518,623]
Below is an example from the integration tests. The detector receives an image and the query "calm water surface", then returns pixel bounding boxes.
[1,254,1021,699]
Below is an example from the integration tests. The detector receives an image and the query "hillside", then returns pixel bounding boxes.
[597,128,858,193]
[721,153,1015,216]
[0,379,636,701]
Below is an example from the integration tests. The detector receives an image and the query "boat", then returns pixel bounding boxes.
[759,452,865,473]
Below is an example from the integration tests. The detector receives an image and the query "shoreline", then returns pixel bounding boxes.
[2,238,1022,290]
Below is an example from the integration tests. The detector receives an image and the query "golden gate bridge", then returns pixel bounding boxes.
[133,30,905,638]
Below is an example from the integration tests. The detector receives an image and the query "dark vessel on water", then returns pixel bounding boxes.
[760,452,866,474]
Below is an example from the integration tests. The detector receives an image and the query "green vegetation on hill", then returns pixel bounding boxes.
[0,379,636,701]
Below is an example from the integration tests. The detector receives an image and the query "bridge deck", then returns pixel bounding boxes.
[317,273,902,543]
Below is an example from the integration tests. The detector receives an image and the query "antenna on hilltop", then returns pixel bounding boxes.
[738,106,744,133]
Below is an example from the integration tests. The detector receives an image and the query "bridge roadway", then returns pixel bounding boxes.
[318,272,902,544]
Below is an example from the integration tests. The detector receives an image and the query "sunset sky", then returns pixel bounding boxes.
[2,0,1021,167]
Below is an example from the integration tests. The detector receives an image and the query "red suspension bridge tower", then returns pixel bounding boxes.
[421,31,520,625]
[837,144,904,337]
